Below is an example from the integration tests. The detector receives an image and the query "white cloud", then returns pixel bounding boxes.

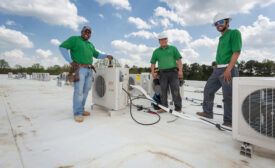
[160,18,173,29]
[241,49,274,62]
[149,18,158,26]
[113,13,122,19]
[180,48,199,59]
[124,29,192,44]
[0,49,32,67]
[111,40,155,67]
[6,20,16,26]
[147,16,174,29]
[125,30,157,39]
[238,15,275,62]
[50,39,61,46]
[0,49,64,68]
[240,15,275,49]
[36,49,52,58]
[0,26,33,48]
[165,29,192,44]
[189,35,218,48]
[0,0,87,31]
[1,49,24,59]
[128,17,151,29]
[99,14,104,19]
[154,6,185,26]
[95,0,131,11]
[154,0,275,26]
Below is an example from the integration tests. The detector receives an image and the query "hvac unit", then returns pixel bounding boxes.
[32,73,37,80]
[92,68,129,111]
[232,77,275,152]
[140,73,153,96]
[128,74,141,96]
[8,72,13,78]
[42,73,50,81]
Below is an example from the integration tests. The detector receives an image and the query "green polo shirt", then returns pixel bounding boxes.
[150,45,182,70]
[216,29,242,65]
[59,36,99,64]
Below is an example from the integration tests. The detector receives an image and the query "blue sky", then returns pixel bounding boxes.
[0,0,274,68]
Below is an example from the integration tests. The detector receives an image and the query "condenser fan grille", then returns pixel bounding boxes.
[242,88,275,138]
[95,76,106,97]
[128,77,135,91]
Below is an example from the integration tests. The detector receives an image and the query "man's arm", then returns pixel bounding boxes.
[177,58,183,78]
[96,53,113,60]
[59,47,73,64]
[221,51,240,83]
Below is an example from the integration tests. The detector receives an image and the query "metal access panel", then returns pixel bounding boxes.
[233,77,275,151]
[92,68,129,111]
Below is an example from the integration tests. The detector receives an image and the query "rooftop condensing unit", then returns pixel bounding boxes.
[32,73,51,81]
[232,77,275,156]
[8,72,13,78]
[92,67,129,112]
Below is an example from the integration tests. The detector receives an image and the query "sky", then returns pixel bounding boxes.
[0,0,274,68]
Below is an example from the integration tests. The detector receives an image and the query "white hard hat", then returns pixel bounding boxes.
[212,13,232,26]
[158,32,168,39]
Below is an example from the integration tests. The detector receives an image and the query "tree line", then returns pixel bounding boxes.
[0,59,70,75]
[0,59,274,80]
[129,59,275,80]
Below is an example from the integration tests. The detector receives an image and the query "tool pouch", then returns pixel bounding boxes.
[68,65,80,82]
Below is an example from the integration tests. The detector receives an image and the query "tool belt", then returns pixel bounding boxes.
[68,63,96,83]
[159,67,178,73]
[79,64,96,73]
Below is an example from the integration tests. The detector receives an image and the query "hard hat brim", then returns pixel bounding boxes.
[212,18,232,26]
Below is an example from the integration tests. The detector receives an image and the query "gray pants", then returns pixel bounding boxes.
[159,70,182,111]
[203,67,239,124]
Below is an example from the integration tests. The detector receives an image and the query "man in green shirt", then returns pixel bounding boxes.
[197,14,242,127]
[59,26,113,122]
[150,32,183,113]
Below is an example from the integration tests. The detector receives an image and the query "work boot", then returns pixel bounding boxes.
[175,110,182,113]
[74,116,84,122]
[196,112,213,119]
[222,123,232,128]
[82,111,90,116]
[157,109,166,113]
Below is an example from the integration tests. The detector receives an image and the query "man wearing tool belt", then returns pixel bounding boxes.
[150,32,183,113]
[59,26,113,122]
[197,13,242,128]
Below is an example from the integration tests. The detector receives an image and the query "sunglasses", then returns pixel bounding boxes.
[215,20,225,27]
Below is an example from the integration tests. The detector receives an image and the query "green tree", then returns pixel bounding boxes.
[47,65,62,75]
[238,60,246,76]
[182,63,190,79]
[31,63,44,72]
[245,60,258,76]
[189,63,203,80]
[201,64,213,81]
[0,59,10,70]
[261,59,275,76]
